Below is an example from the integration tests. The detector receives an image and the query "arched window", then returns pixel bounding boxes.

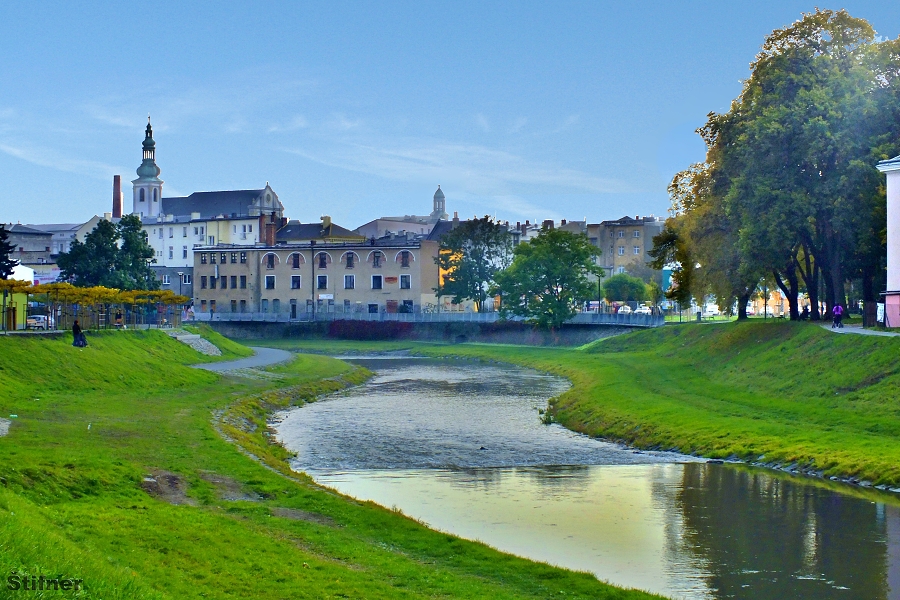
[397,251,412,268]
[153,189,158,202]
[139,189,145,202]
[342,252,359,269]
[289,253,304,269]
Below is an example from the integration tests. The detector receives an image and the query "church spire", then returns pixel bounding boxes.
[132,117,164,217]
[136,116,161,180]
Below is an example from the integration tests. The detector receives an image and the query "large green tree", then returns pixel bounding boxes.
[434,216,512,311]
[494,229,602,329]
[0,224,18,279]
[57,216,158,290]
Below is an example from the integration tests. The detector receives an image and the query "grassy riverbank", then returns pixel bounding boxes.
[0,330,659,599]
[262,321,900,487]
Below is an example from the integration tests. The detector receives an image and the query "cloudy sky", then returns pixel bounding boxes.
[1,1,898,227]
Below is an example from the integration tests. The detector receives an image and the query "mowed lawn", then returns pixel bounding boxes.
[0,329,659,600]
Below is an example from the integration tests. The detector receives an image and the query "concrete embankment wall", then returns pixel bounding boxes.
[207,320,633,346]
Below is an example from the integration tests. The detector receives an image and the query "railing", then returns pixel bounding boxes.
[192,310,664,327]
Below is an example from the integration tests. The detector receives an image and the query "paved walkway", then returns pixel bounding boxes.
[193,347,293,372]
[822,324,900,337]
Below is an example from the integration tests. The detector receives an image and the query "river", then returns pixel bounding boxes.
[273,355,900,600]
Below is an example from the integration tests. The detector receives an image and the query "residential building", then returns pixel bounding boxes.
[277,216,365,244]
[590,215,665,276]
[192,238,440,319]
[5,225,53,267]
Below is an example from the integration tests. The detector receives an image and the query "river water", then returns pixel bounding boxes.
[273,356,900,600]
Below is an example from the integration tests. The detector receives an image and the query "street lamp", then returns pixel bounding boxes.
[177,271,184,326]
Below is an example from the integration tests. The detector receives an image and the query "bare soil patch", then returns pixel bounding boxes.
[198,471,262,502]
[270,506,336,526]
[141,470,197,506]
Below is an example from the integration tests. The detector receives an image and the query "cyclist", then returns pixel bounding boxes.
[832,304,844,329]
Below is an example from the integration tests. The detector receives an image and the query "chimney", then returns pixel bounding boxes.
[543,219,554,229]
[112,175,123,218]
[525,220,530,226]
[265,222,276,246]
[321,215,332,228]
[103,212,112,220]
[561,219,567,226]
[452,211,460,229]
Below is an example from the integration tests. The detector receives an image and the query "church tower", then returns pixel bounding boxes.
[132,117,163,218]
[430,185,448,221]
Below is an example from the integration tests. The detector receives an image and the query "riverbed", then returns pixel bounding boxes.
[273,356,900,600]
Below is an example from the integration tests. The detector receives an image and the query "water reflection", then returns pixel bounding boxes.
[275,356,900,599]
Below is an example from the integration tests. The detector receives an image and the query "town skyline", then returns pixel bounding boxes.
[2,2,899,226]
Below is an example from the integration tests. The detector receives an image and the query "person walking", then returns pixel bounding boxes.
[832,304,844,329]
[72,320,87,347]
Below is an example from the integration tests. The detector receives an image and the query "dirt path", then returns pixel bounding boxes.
[193,347,293,372]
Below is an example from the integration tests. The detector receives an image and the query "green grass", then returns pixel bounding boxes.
[0,329,658,599]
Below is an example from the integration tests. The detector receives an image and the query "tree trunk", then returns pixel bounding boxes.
[797,242,820,320]
[737,291,750,320]
[773,269,799,320]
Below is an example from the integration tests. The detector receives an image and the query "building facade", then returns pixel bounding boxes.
[192,240,440,318]
[589,216,665,276]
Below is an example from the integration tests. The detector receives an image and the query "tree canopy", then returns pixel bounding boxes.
[652,9,900,319]
[435,216,512,311]
[0,224,18,280]
[601,273,647,303]
[494,229,602,329]
[57,215,159,290]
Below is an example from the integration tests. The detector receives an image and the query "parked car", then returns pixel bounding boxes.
[617,305,633,314]
[633,305,652,316]
[26,315,49,330]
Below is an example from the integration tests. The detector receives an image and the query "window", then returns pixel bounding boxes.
[200,276,207,289]
[372,275,383,290]
[261,299,268,313]
[140,189,145,202]
[220,276,227,290]
[345,253,355,268]
[168,247,173,259]
[618,246,625,256]
[344,275,355,289]
[230,253,237,264]
[633,230,640,238]
[182,246,188,259]
[183,227,188,237]
[318,253,328,269]
[372,252,382,268]
[240,275,247,289]
[209,253,216,264]
[291,275,302,289]
[153,189,158,203]
[317,275,328,290]
[210,276,217,289]
[168,227,173,238]
[162,274,171,285]
[158,229,163,239]
[220,253,227,264]
[231,300,237,312]
[200,300,206,311]
[239,299,246,313]
[200,227,205,236]
[633,246,641,255]
[266,254,275,269]
[291,253,301,269]
[232,225,237,233]
[273,299,280,313]
[208,236,215,245]
[200,253,207,264]
[617,230,624,238]
[400,274,411,289]
[240,252,247,264]
[182,273,192,285]
[230,275,237,289]
[402,300,413,311]
[400,251,410,268]
[265,275,276,290]
[248,225,252,232]
[194,227,199,235]
[617,266,626,274]
[368,303,379,314]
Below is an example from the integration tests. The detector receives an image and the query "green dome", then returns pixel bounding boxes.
[136,118,161,180]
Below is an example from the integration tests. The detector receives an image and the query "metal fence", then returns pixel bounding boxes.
[192,310,664,327]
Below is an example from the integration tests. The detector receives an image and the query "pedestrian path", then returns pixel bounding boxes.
[194,347,293,372]
[821,324,900,337]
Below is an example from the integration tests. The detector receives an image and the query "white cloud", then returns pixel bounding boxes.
[0,142,123,180]
[283,137,631,197]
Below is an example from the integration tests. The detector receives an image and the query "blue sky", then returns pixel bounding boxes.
[1,2,898,227]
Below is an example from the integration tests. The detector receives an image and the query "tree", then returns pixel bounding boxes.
[0,225,18,279]
[601,273,647,302]
[494,229,602,329]
[57,217,158,290]
[434,216,512,311]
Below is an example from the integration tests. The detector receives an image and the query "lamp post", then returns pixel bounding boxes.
[310,240,316,321]
[177,272,184,326]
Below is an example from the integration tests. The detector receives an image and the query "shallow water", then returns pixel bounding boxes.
[274,356,900,599]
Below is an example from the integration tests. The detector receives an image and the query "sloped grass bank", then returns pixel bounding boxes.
[408,322,900,486]
[0,330,657,599]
